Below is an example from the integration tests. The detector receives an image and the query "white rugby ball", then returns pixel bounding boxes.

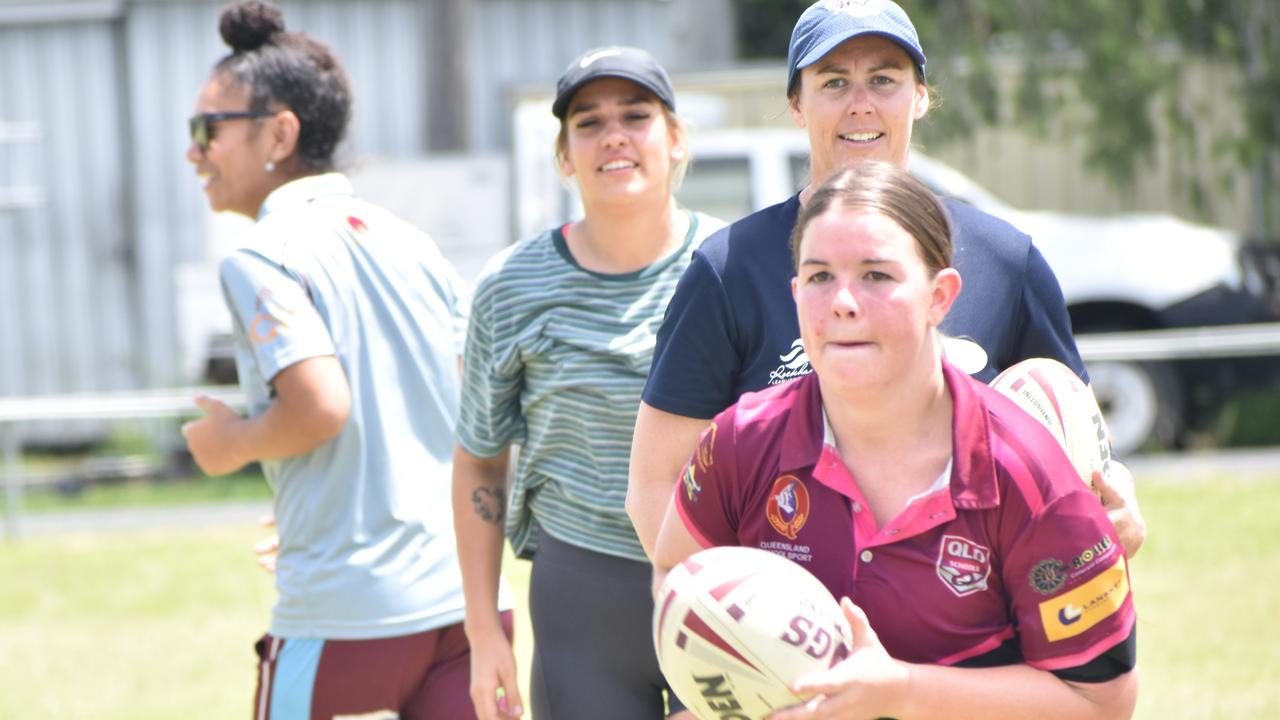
[654,546,852,720]
[990,357,1112,492]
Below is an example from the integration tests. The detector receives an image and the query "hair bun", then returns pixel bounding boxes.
[219,0,285,52]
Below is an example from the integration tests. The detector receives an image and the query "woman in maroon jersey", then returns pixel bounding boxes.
[653,163,1137,720]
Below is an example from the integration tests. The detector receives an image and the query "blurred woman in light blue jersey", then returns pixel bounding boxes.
[181,2,509,717]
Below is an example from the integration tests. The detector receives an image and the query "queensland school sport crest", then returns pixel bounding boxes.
[936,534,992,597]
[766,475,810,540]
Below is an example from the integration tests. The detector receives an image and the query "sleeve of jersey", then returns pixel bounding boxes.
[218,250,335,383]
[1004,490,1136,675]
[673,409,743,548]
[455,282,526,458]
[1015,244,1089,383]
[642,249,741,419]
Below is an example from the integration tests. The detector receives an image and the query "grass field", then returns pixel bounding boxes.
[2,472,1277,719]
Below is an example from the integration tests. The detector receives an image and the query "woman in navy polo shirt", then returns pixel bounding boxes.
[653,163,1138,719]
[627,0,1145,567]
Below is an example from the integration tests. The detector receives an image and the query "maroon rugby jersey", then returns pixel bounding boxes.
[675,362,1135,672]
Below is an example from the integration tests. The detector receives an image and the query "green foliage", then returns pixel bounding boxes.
[1212,385,1280,447]
[731,0,1280,235]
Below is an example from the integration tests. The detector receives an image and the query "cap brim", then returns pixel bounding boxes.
[552,71,675,118]
[796,30,926,80]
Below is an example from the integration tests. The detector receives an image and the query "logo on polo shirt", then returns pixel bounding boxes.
[345,215,369,243]
[695,422,718,472]
[823,0,887,18]
[1039,556,1129,642]
[682,463,702,503]
[936,534,992,597]
[249,288,298,345]
[769,339,812,386]
[766,475,810,540]
[1071,535,1116,573]
[1029,558,1068,595]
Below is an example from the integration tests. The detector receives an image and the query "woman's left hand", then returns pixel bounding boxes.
[768,597,909,720]
[182,393,249,476]
[1095,461,1145,558]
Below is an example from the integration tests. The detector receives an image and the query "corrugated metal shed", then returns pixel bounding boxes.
[1,0,731,431]
[1,10,137,441]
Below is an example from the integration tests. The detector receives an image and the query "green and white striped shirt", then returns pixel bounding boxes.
[457,211,724,562]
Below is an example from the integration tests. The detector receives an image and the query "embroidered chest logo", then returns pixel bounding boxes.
[769,338,812,386]
[766,475,810,540]
[346,215,369,242]
[936,534,992,597]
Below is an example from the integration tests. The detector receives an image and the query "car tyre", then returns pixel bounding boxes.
[1086,360,1184,456]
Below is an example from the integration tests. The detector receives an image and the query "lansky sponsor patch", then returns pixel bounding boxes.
[1039,556,1129,642]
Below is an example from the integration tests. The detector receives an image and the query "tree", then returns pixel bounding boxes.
[733,0,1279,238]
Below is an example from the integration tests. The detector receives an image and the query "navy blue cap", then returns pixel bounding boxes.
[552,46,676,119]
[787,0,926,94]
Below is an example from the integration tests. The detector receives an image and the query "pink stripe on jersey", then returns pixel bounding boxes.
[935,626,1016,666]
[1028,610,1137,672]
[989,414,1047,515]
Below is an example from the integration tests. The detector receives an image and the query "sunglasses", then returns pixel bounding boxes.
[188,111,276,151]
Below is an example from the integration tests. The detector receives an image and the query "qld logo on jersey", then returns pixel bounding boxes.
[936,534,992,597]
[769,338,812,386]
[766,475,810,540]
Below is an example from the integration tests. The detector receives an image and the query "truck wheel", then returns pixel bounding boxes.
[1086,360,1184,456]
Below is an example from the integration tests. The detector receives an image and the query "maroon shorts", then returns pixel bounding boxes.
[253,612,514,720]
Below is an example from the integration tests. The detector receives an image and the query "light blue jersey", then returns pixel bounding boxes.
[220,173,509,639]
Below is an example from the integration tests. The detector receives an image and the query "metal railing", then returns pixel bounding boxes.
[3,322,1280,542]
[1,386,243,542]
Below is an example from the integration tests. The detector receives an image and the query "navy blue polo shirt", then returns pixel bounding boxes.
[643,195,1086,420]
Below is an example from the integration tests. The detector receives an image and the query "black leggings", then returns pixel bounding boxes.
[528,532,684,719]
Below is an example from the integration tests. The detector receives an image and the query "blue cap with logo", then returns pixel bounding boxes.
[552,46,676,119]
[787,0,927,94]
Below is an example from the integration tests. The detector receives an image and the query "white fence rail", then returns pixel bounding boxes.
[1074,322,1280,362]
[1,386,244,542]
[4,323,1280,541]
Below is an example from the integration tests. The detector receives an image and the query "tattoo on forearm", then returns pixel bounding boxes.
[471,486,506,525]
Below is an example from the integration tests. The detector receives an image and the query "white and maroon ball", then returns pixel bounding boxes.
[990,357,1112,491]
[653,546,852,720]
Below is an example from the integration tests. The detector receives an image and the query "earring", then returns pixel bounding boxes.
[265,160,275,173]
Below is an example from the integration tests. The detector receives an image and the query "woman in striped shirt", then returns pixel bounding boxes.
[451,46,722,720]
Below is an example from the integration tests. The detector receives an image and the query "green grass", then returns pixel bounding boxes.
[1,474,1276,719]
[1127,474,1280,719]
